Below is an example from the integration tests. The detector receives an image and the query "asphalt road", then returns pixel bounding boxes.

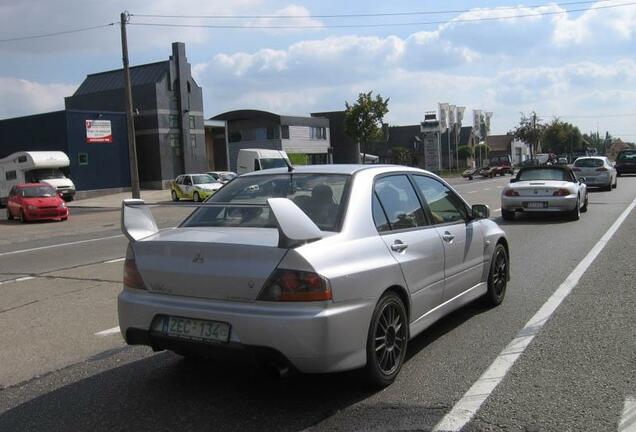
[0,174,635,432]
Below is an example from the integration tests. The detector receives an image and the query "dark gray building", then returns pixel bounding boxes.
[211,110,330,172]
[310,111,358,164]
[65,42,205,188]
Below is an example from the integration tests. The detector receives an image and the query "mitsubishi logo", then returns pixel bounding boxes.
[192,253,204,264]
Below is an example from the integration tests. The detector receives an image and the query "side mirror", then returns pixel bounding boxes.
[509,178,517,183]
[471,204,490,220]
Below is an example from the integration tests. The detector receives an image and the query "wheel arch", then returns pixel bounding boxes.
[382,285,411,323]
[496,237,511,281]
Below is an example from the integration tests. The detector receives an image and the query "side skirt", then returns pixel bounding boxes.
[409,282,488,339]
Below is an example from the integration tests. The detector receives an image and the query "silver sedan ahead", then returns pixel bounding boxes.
[118,165,510,387]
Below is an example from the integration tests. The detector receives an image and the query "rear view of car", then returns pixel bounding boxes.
[616,150,636,176]
[572,157,617,191]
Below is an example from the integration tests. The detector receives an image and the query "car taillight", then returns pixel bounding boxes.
[504,189,520,197]
[123,245,146,290]
[553,189,570,196]
[258,269,332,302]
[596,167,608,172]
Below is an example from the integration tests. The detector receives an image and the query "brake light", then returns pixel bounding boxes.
[123,245,146,290]
[553,189,570,196]
[504,189,520,197]
[596,167,608,172]
[258,269,332,302]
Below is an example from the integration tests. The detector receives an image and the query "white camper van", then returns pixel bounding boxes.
[236,149,291,175]
[0,151,76,205]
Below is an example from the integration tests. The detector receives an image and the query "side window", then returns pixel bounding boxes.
[374,175,427,230]
[5,170,17,181]
[372,193,391,232]
[254,160,261,171]
[183,176,192,186]
[9,186,17,197]
[413,176,468,224]
[175,176,183,185]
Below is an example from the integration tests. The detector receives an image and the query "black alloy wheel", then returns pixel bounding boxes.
[568,197,581,221]
[484,244,508,306]
[365,292,408,387]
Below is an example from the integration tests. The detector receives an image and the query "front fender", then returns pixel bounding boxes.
[479,219,510,282]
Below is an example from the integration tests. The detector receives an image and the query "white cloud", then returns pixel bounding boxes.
[553,2,636,46]
[0,77,76,119]
[246,4,323,32]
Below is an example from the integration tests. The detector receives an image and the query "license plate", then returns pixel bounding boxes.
[153,316,230,343]
[526,201,547,209]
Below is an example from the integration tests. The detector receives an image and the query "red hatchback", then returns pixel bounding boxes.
[6,183,69,222]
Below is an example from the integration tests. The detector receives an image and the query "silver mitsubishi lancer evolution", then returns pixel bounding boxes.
[118,165,510,386]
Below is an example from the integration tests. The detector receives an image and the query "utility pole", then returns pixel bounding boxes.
[120,11,141,199]
[531,112,537,161]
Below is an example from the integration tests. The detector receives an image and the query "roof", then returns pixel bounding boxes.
[387,125,421,147]
[212,110,280,122]
[212,109,328,127]
[72,61,169,96]
[241,164,426,176]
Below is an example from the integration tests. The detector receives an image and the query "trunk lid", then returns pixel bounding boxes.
[513,181,571,197]
[133,227,286,302]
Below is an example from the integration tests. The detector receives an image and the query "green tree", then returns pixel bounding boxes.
[457,145,474,160]
[542,119,583,157]
[391,146,414,166]
[510,112,546,160]
[473,143,491,166]
[344,91,390,163]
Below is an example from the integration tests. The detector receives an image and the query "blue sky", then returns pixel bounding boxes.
[1,0,635,139]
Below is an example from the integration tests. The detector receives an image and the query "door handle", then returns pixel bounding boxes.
[442,232,455,242]
[390,241,408,252]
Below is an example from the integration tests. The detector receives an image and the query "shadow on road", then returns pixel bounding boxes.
[0,299,491,432]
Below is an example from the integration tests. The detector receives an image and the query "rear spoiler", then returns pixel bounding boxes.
[121,198,325,247]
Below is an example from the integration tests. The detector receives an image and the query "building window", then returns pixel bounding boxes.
[17,155,27,163]
[190,135,197,148]
[78,153,89,166]
[5,170,16,180]
[189,115,196,129]
[229,131,242,143]
[281,125,290,139]
[169,115,179,128]
[187,81,191,93]
[311,127,327,140]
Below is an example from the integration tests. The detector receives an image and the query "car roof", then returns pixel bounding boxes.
[241,164,425,176]
[17,183,52,188]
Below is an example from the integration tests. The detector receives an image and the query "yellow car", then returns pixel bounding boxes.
[170,174,223,202]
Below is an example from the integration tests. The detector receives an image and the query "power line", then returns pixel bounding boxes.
[127,2,636,30]
[0,23,115,43]
[130,0,612,19]
[555,113,636,118]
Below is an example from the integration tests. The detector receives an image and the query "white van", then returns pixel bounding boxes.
[236,149,291,175]
[0,151,76,204]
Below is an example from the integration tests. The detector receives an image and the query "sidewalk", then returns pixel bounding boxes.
[68,190,170,209]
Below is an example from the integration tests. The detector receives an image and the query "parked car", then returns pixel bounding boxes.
[170,174,223,202]
[6,183,69,222]
[501,166,588,221]
[119,165,509,386]
[615,149,636,176]
[206,171,237,184]
[572,156,617,191]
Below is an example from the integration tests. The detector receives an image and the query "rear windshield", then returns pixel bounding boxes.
[260,158,288,170]
[21,186,56,197]
[182,174,350,232]
[574,158,603,168]
[517,169,571,182]
[617,151,636,161]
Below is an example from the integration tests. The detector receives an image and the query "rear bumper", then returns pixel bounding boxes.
[501,195,578,212]
[118,289,373,373]
[581,174,611,187]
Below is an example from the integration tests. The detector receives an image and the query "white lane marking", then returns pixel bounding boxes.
[95,326,120,337]
[0,276,36,285]
[104,257,125,264]
[0,234,123,257]
[466,191,479,194]
[620,397,636,432]
[434,197,636,432]
[484,188,491,191]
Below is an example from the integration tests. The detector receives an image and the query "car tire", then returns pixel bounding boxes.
[612,177,617,189]
[581,195,588,213]
[483,244,508,307]
[617,171,622,177]
[501,209,515,221]
[468,176,473,181]
[193,192,200,203]
[6,208,13,221]
[364,291,408,388]
[171,190,179,202]
[568,198,581,221]
[19,209,28,223]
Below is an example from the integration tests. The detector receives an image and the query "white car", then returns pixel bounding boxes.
[572,156,617,191]
[119,165,509,386]
[206,171,237,184]
[501,166,588,221]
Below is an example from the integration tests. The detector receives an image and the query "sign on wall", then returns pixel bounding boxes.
[85,120,112,143]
